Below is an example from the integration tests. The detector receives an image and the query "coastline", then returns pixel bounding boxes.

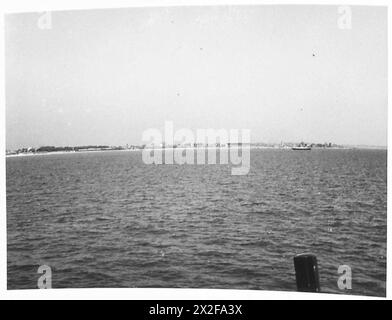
[5,148,141,158]
[5,145,378,158]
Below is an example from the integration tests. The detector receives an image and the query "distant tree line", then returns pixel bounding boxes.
[31,145,112,153]
[38,145,113,152]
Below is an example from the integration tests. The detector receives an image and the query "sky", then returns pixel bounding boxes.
[5,5,388,149]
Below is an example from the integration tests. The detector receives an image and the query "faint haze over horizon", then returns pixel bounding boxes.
[5,5,387,150]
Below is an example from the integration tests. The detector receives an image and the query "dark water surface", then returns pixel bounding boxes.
[7,149,387,296]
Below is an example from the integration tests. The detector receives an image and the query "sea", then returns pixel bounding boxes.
[6,148,387,296]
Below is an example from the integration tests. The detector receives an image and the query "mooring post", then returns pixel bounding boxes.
[293,253,320,292]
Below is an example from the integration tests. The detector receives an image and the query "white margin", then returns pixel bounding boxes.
[0,0,389,300]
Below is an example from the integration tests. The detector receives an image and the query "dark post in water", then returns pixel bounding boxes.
[293,253,320,292]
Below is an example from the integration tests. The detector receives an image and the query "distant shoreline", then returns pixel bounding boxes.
[5,148,141,158]
[6,145,386,158]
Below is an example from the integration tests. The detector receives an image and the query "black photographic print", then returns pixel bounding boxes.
[5,5,387,297]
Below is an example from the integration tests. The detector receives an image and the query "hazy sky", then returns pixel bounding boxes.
[5,5,387,149]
